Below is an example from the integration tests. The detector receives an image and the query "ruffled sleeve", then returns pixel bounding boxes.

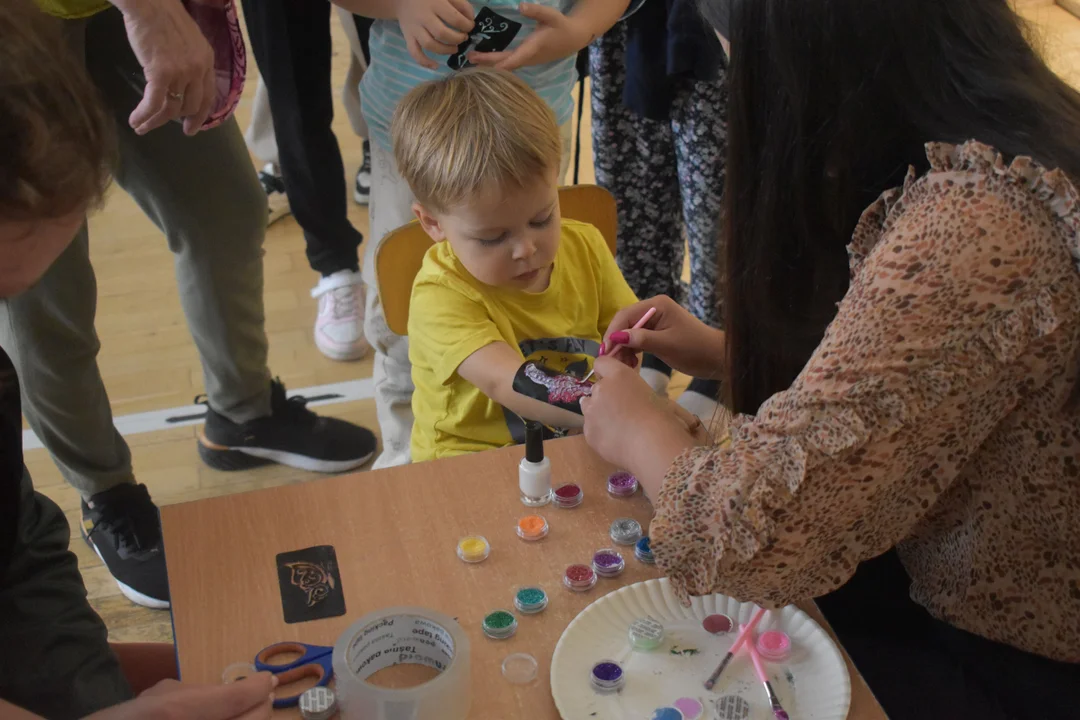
[651,141,1080,606]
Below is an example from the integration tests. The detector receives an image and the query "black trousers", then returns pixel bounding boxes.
[817,550,1080,720]
[241,0,371,276]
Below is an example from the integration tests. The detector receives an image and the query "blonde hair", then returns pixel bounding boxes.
[391,68,562,212]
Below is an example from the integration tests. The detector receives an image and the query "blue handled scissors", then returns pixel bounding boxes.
[254,641,334,708]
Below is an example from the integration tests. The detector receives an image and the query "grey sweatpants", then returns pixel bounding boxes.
[0,8,272,498]
[0,468,132,717]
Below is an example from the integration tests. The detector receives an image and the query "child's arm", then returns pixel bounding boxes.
[468,0,632,71]
[331,0,474,69]
[458,343,585,430]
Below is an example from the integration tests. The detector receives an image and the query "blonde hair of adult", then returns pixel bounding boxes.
[391,67,563,212]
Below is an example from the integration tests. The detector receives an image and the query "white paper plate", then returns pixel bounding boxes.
[551,578,851,720]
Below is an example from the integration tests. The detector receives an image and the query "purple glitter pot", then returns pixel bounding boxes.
[607,471,639,498]
[590,660,625,693]
[592,548,626,578]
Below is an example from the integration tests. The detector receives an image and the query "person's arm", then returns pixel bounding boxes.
[331,0,474,68]
[647,175,1080,607]
[458,343,584,429]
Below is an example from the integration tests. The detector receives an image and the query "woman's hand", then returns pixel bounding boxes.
[581,357,700,494]
[601,296,727,380]
[85,673,276,720]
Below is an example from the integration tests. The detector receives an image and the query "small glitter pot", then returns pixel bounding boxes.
[674,697,705,720]
[482,609,518,640]
[628,616,665,651]
[756,630,792,662]
[634,536,655,564]
[607,471,639,498]
[457,534,491,563]
[650,709,683,720]
[590,660,625,694]
[610,517,643,546]
[502,653,539,685]
[221,662,257,684]
[703,613,734,635]
[592,548,625,578]
[299,686,338,720]
[513,586,549,614]
[553,483,584,508]
[516,514,549,541]
[563,563,597,592]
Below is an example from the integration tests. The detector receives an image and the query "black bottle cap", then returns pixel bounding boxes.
[525,421,544,463]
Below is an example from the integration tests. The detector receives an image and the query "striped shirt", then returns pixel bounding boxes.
[361,0,578,152]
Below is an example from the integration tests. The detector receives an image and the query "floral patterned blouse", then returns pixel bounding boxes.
[651,142,1080,662]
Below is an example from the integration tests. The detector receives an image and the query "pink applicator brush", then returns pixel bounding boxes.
[583,306,658,383]
[704,606,766,690]
[744,623,790,720]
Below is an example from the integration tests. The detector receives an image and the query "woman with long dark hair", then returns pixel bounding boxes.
[580,1,1080,716]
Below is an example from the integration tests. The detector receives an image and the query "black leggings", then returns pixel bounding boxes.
[817,550,1080,720]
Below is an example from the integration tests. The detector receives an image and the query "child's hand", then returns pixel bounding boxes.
[467,3,594,71]
[397,0,475,69]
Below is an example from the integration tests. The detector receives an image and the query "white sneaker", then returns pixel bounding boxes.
[311,270,368,361]
[353,140,371,205]
[258,163,291,226]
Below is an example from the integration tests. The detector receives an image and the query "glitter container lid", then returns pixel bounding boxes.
[552,483,583,508]
[592,548,626,578]
[590,659,626,693]
[714,694,752,720]
[502,653,539,685]
[703,613,734,635]
[482,609,518,640]
[628,616,665,651]
[607,470,639,497]
[756,630,792,662]
[563,563,597,592]
[221,662,257,684]
[516,514,549,542]
[513,586,549,614]
[299,686,338,720]
[457,534,491,563]
[610,517,643,546]
[634,536,655,564]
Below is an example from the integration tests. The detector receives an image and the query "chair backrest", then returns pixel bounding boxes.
[375,184,618,336]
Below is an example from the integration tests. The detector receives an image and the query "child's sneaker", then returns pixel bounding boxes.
[259,163,291,226]
[354,140,371,205]
[312,270,368,361]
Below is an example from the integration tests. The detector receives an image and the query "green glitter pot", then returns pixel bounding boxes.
[482,610,519,640]
[513,586,549,615]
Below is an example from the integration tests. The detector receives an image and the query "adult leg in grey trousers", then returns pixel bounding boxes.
[0,7,376,611]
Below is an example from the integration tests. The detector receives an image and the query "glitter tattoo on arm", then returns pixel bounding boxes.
[522,362,593,405]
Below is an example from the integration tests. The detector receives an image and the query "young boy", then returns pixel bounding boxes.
[392,68,638,461]
[332,0,632,467]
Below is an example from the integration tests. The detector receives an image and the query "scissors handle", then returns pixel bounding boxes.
[255,641,312,671]
[254,642,334,709]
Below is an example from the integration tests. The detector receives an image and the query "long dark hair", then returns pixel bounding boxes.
[701,0,1080,415]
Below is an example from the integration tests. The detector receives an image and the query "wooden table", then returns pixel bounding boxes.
[162,437,886,719]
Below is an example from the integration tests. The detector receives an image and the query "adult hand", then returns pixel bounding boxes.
[581,357,700,486]
[396,0,475,69]
[467,3,593,71]
[112,0,216,136]
[85,673,276,720]
[601,296,726,380]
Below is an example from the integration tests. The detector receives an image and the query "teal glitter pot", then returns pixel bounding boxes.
[514,586,549,614]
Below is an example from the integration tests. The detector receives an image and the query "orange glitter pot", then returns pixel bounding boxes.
[516,514,550,541]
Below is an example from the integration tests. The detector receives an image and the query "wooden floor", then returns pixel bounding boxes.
[24,5,1080,645]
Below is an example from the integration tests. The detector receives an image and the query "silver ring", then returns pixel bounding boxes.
[167,91,184,102]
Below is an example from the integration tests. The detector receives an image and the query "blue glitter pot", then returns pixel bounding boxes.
[635,536,655,564]
[513,586,549,615]
[590,660,625,693]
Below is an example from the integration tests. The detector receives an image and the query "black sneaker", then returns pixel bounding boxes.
[259,163,291,226]
[81,483,170,609]
[197,380,378,473]
[353,140,371,205]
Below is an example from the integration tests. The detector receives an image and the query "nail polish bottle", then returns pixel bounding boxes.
[519,421,552,507]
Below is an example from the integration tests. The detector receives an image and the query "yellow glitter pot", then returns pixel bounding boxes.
[457,534,491,563]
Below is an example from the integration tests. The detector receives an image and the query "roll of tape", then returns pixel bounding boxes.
[332,607,471,720]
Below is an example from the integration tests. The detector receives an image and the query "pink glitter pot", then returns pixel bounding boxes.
[756,630,792,662]
[553,483,584,509]
[592,548,626,578]
[607,471,639,498]
[564,563,597,592]
[674,697,705,720]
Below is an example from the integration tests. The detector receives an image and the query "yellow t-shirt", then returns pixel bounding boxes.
[35,0,109,19]
[408,219,638,461]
